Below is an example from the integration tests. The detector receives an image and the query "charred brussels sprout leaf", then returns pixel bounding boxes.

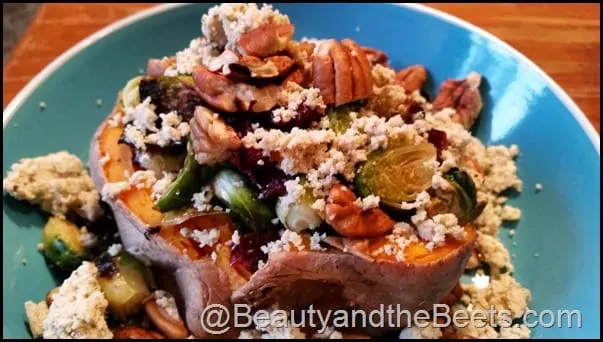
[139,76,203,121]
[121,76,143,109]
[42,217,88,271]
[212,169,275,233]
[326,101,364,134]
[442,168,478,225]
[355,141,437,206]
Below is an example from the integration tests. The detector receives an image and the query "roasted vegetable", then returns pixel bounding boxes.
[275,179,322,232]
[41,217,87,271]
[355,141,437,206]
[134,149,186,177]
[155,144,217,213]
[96,250,151,320]
[327,104,354,134]
[428,168,478,225]
[121,76,143,109]
[161,206,225,226]
[139,75,203,120]
[212,169,275,232]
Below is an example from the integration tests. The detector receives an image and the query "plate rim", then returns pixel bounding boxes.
[2,2,600,156]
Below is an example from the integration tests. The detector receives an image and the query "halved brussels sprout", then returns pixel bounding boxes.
[121,76,143,109]
[428,168,478,225]
[155,144,218,213]
[275,178,323,232]
[212,169,275,232]
[139,75,202,120]
[96,250,152,320]
[355,141,437,206]
[41,217,87,271]
[134,149,186,178]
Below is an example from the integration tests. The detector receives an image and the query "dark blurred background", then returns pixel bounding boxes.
[3,3,41,65]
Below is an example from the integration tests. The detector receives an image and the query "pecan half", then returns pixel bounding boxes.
[228,55,295,81]
[361,46,389,66]
[144,300,189,339]
[190,106,241,165]
[325,184,394,238]
[394,65,428,93]
[192,64,281,113]
[112,326,165,339]
[238,23,295,58]
[311,39,374,106]
[432,72,483,129]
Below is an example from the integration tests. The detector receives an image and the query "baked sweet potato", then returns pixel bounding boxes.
[90,101,476,338]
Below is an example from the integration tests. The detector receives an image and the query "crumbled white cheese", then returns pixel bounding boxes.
[151,172,177,202]
[399,322,443,339]
[231,230,240,245]
[201,3,290,53]
[501,205,521,221]
[354,195,380,211]
[310,232,326,251]
[476,232,514,276]
[191,185,216,212]
[107,112,123,127]
[39,101,47,110]
[42,262,113,339]
[535,183,543,192]
[471,273,490,289]
[412,211,465,250]
[95,99,103,107]
[183,228,221,249]
[261,230,305,255]
[211,251,218,263]
[25,300,49,339]
[107,243,123,257]
[2,151,103,221]
[79,227,98,249]
[128,170,157,189]
[145,111,190,148]
[154,290,180,320]
[273,82,326,123]
[371,64,396,88]
[101,181,130,201]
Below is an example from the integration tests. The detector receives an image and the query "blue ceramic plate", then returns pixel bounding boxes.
[2,3,600,339]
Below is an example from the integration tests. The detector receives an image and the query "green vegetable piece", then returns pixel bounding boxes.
[155,146,217,212]
[42,217,87,271]
[97,250,151,320]
[120,76,143,109]
[212,169,275,232]
[442,168,478,225]
[327,105,354,134]
[355,141,437,206]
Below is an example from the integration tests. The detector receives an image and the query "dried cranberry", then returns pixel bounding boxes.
[271,105,324,131]
[230,231,281,275]
[231,148,289,200]
[427,129,448,159]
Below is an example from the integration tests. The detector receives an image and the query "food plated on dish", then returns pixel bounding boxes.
[3,2,563,339]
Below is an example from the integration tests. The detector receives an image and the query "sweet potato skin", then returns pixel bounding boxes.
[232,228,475,336]
[88,105,239,339]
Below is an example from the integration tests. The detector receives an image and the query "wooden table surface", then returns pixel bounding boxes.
[3,3,600,133]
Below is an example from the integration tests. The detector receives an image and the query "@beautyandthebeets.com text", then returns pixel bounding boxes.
[198,303,583,335]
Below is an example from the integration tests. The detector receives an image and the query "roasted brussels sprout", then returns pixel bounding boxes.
[355,141,437,206]
[121,76,143,109]
[139,76,203,120]
[41,217,87,271]
[96,250,152,320]
[212,169,275,232]
[428,168,478,225]
[155,144,218,213]
[275,179,322,232]
[134,149,186,178]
